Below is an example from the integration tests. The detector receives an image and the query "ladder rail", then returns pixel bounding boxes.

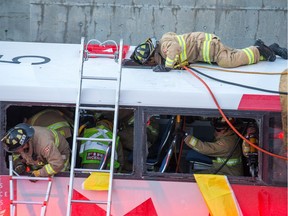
[66,37,86,216]
[85,39,119,60]
[66,37,124,216]
[8,156,53,216]
[106,38,124,216]
[9,156,15,216]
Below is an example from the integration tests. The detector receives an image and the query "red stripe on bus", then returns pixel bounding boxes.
[238,94,281,111]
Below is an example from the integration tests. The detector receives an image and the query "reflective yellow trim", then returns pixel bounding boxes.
[50,129,60,148]
[188,136,198,147]
[203,33,212,64]
[30,109,62,125]
[47,121,70,137]
[62,158,70,172]
[165,57,174,67]
[213,157,242,166]
[176,35,187,62]
[44,164,57,175]
[29,110,44,125]
[147,125,159,136]
[242,48,254,64]
[12,153,20,161]
[47,121,70,131]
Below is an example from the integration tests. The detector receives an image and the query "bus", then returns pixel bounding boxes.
[0,39,287,216]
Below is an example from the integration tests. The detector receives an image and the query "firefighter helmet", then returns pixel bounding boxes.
[213,117,235,131]
[1,123,34,152]
[131,37,157,64]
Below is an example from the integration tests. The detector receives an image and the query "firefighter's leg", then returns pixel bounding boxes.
[216,44,260,68]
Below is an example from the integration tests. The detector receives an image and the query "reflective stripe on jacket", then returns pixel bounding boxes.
[28,109,72,138]
[213,157,242,166]
[79,125,120,168]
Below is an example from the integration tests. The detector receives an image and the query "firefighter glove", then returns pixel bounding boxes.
[31,169,41,177]
[153,65,172,72]
[14,163,27,174]
[29,170,40,183]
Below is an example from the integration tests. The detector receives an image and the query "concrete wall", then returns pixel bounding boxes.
[0,0,287,48]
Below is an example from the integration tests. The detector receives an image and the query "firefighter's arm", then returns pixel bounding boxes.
[13,153,27,174]
[38,143,65,177]
[162,40,182,69]
[184,135,229,157]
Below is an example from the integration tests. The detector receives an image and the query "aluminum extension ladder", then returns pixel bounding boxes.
[66,37,124,216]
[8,156,53,216]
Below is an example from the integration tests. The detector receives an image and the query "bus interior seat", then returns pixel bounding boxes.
[146,116,176,171]
[186,150,213,172]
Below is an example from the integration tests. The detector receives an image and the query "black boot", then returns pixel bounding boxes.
[269,43,288,60]
[254,39,276,62]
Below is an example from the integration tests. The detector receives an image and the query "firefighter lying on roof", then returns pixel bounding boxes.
[131,32,287,72]
[1,123,71,177]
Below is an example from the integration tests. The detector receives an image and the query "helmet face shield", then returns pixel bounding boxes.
[131,37,157,64]
[1,123,34,152]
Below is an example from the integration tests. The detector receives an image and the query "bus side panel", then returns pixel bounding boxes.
[232,184,287,216]
[0,176,10,216]
[2,176,287,216]
[8,177,209,216]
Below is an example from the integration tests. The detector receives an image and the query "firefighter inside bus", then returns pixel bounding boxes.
[184,117,244,176]
[2,106,74,177]
[1,122,71,177]
[117,111,160,172]
[78,111,125,172]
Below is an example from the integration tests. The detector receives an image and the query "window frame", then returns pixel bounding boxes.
[0,102,286,187]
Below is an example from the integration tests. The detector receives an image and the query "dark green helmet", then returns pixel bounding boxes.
[1,123,34,152]
[131,37,157,64]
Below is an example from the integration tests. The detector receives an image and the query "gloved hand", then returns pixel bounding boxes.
[153,65,172,72]
[14,162,27,174]
[31,169,41,177]
[29,170,41,183]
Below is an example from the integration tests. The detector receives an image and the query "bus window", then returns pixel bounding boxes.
[145,115,260,177]
[117,109,135,173]
[76,108,134,174]
[3,105,135,175]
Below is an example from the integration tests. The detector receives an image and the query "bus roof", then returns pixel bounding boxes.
[0,40,287,111]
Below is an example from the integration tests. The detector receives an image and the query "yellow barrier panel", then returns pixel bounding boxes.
[82,172,110,191]
[194,174,242,216]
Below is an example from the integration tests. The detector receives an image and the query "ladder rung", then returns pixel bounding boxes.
[74,168,110,173]
[82,75,117,81]
[71,199,108,205]
[11,176,51,181]
[12,200,45,205]
[79,106,115,111]
[87,53,116,58]
[76,137,113,142]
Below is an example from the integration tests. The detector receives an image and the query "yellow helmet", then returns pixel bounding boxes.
[131,37,157,64]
